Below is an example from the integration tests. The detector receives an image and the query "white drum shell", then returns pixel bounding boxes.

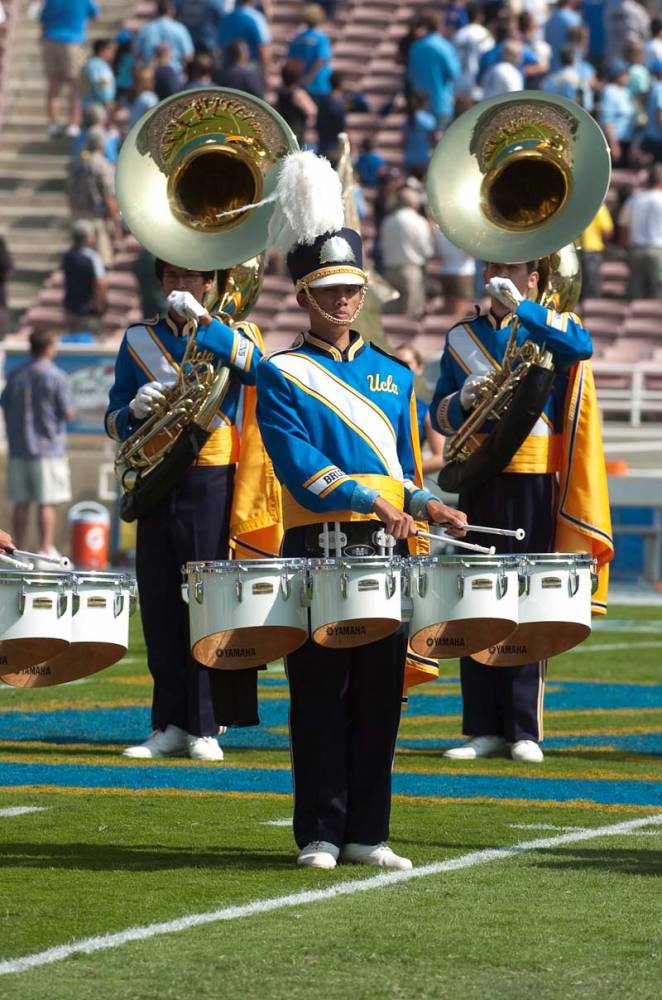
[409,556,519,659]
[473,553,595,666]
[0,571,72,675]
[308,557,402,648]
[185,559,309,668]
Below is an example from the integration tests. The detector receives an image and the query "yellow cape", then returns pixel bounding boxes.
[554,360,614,614]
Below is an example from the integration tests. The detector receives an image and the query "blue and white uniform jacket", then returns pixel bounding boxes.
[256,331,436,530]
[431,299,593,475]
[105,313,261,467]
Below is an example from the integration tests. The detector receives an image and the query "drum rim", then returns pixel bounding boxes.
[184,558,307,573]
[307,556,403,569]
[412,555,518,568]
[72,572,135,585]
[520,552,595,565]
[0,570,74,585]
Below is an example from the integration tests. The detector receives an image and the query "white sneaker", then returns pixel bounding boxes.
[297,841,339,869]
[443,735,508,759]
[510,740,544,763]
[122,725,188,759]
[341,842,413,870]
[187,735,224,761]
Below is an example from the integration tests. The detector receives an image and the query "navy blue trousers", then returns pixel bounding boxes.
[136,465,234,737]
[283,527,407,849]
[458,473,556,743]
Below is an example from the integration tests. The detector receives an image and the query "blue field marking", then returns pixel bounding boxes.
[1,762,661,807]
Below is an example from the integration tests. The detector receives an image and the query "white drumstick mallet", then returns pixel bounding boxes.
[464,524,526,541]
[0,552,34,570]
[416,529,496,555]
[10,548,71,569]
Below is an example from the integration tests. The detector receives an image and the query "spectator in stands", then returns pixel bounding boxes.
[0,234,12,337]
[543,44,586,103]
[620,163,662,299]
[354,137,387,188]
[581,0,605,69]
[219,0,271,88]
[62,219,107,334]
[72,102,121,163]
[453,3,494,99]
[402,91,438,181]
[435,227,476,318]
[175,0,225,54]
[0,330,76,558]
[626,41,651,126]
[641,58,662,163]
[153,42,183,99]
[381,185,434,319]
[560,24,598,111]
[215,39,265,97]
[287,4,333,102]
[518,10,551,87]
[314,71,347,163]
[646,18,662,70]
[113,30,135,106]
[274,59,317,147]
[577,203,614,300]
[128,65,159,129]
[544,0,582,71]
[600,59,638,168]
[407,11,461,128]
[40,0,99,138]
[394,343,446,475]
[80,38,117,109]
[180,50,214,90]
[479,16,543,88]
[481,38,524,97]
[67,126,121,266]
[133,0,194,77]
[604,0,650,68]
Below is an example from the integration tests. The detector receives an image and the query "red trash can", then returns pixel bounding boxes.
[69,502,110,570]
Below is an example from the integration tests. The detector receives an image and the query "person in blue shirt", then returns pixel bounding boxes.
[354,137,387,188]
[81,38,117,108]
[40,0,99,138]
[106,259,263,764]
[132,0,194,77]
[432,259,593,764]
[599,59,638,167]
[402,90,439,180]
[286,3,333,99]
[175,0,225,54]
[407,10,461,127]
[256,227,467,871]
[218,0,271,87]
[544,0,583,71]
[642,58,662,162]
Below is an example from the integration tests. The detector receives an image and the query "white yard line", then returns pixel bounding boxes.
[260,818,292,827]
[1,813,661,978]
[568,641,662,654]
[0,807,48,819]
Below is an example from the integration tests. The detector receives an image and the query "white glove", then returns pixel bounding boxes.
[460,373,490,410]
[130,381,167,420]
[484,276,523,311]
[167,290,208,323]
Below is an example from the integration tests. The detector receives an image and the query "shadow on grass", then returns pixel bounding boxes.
[532,845,662,876]
[0,842,295,871]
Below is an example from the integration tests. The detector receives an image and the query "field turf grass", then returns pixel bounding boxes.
[0,604,661,999]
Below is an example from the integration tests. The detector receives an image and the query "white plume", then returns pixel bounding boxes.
[266,151,345,254]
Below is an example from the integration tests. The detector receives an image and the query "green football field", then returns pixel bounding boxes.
[0,604,661,999]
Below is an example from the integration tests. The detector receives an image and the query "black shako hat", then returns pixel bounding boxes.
[286,227,367,289]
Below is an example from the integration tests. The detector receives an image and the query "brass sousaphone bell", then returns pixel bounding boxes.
[426,92,611,493]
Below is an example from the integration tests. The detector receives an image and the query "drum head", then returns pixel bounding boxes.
[472,621,592,666]
[0,637,69,675]
[409,617,517,659]
[1,641,127,688]
[192,624,308,669]
[311,616,400,649]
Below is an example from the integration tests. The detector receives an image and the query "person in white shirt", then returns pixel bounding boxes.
[435,228,476,316]
[453,3,493,98]
[381,185,434,318]
[480,40,525,98]
[619,164,662,299]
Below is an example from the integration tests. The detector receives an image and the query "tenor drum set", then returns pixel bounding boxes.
[181,526,597,670]
[0,549,136,688]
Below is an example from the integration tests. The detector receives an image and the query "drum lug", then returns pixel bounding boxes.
[456,569,465,599]
[497,568,508,599]
[416,569,427,599]
[72,592,80,616]
[129,582,137,614]
[590,570,599,595]
[180,583,189,605]
[113,591,125,618]
[18,586,26,616]
[57,590,68,618]
[280,571,291,600]
[340,571,349,599]
[235,577,243,602]
[386,568,396,599]
[194,578,205,604]
[302,568,313,607]
[569,565,579,597]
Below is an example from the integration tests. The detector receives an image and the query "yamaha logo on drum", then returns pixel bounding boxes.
[216,647,257,658]
[488,643,528,655]
[326,625,366,636]
[426,636,465,647]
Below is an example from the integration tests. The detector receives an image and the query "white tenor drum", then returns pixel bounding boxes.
[0,571,72,676]
[472,553,597,666]
[408,555,519,659]
[307,556,402,648]
[184,559,309,669]
[2,573,137,688]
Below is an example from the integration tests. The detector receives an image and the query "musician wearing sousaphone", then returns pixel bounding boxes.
[256,225,468,871]
[105,260,264,762]
[431,260,612,763]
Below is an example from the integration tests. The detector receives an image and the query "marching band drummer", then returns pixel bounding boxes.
[105,259,263,762]
[256,227,468,871]
[431,260,612,764]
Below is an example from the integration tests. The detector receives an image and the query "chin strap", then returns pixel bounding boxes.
[299,282,369,327]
